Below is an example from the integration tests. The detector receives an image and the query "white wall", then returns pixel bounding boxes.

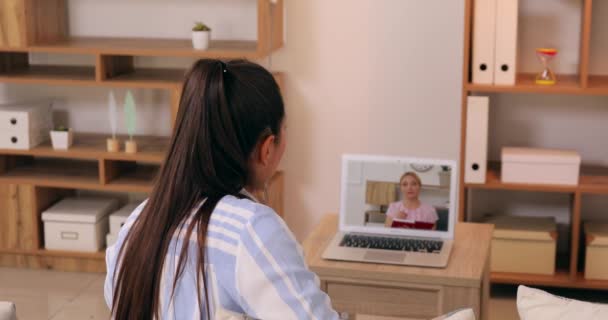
[68,0,257,41]
[517,0,582,74]
[273,0,464,239]
[1,0,465,241]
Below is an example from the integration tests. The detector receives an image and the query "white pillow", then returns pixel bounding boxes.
[432,308,476,320]
[0,302,16,320]
[517,285,608,320]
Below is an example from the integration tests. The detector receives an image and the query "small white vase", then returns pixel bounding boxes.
[50,130,73,150]
[439,171,451,187]
[192,31,210,50]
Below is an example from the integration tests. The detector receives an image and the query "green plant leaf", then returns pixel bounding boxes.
[192,22,210,31]
[124,90,137,140]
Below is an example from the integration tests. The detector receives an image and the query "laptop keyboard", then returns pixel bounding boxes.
[340,234,443,253]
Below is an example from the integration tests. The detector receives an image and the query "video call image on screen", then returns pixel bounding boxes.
[343,159,452,232]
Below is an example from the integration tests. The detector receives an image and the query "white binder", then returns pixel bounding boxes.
[465,96,489,184]
[472,0,497,84]
[494,0,519,85]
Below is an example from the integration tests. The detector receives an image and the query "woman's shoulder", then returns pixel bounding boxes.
[214,195,290,247]
[215,194,279,225]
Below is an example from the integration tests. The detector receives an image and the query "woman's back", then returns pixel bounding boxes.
[105,59,337,319]
[105,195,337,319]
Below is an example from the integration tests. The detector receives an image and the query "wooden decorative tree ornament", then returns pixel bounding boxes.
[107,90,120,152]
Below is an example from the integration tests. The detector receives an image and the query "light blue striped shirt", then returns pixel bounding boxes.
[104,195,339,320]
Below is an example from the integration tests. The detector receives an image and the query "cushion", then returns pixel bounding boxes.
[517,285,608,320]
[0,302,16,320]
[432,308,476,320]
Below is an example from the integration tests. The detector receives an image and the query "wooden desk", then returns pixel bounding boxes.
[303,214,493,320]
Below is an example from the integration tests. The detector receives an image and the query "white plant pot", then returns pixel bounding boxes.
[50,130,73,150]
[439,171,451,187]
[192,31,210,50]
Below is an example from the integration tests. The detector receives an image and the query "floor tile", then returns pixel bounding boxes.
[80,275,106,296]
[0,267,96,297]
[50,294,110,320]
[0,292,71,320]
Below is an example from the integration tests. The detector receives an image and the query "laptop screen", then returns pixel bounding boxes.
[340,155,457,239]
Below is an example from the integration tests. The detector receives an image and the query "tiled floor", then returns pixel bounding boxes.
[0,267,606,320]
[0,268,108,320]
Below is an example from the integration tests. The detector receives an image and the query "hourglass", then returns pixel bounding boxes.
[535,48,558,85]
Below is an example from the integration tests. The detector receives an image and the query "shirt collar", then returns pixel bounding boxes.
[240,188,259,203]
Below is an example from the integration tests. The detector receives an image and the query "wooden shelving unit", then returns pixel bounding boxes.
[15,37,261,58]
[0,133,168,163]
[492,271,608,291]
[458,0,608,290]
[465,163,608,195]
[465,73,583,95]
[491,253,608,290]
[0,0,285,273]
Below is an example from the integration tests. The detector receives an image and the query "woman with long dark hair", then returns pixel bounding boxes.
[104,59,338,319]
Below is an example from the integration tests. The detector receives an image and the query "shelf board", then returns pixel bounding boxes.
[579,166,608,194]
[104,68,185,89]
[0,159,156,192]
[465,166,576,193]
[0,65,96,86]
[0,65,185,89]
[23,37,261,58]
[106,165,157,193]
[0,133,169,164]
[492,270,608,290]
[587,75,608,95]
[0,160,101,190]
[465,163,608,195]
[466,73,584,95]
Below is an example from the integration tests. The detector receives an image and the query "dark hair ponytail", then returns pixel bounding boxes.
[111,59,285,319]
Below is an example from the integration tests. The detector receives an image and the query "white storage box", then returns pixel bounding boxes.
[584,222,608,280]
[106,233,119,248]
[1,128,50,150]
[501,147,581,186]
[109,203,138,234]
[0,101,52,149]
[486,215,557,275]
[42,197,118,252]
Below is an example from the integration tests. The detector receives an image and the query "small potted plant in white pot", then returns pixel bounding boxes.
[192,22,211,50]
[439,165,451,187]
[50,126,73,150]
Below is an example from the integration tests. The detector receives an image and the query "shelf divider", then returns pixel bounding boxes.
[579,0,593,88]
[570,192,583,279]
[96,54,134,82]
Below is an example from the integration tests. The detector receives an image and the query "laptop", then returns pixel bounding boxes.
[322,154,457,268]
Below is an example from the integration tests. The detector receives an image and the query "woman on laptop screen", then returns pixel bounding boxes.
[385,172,439,230]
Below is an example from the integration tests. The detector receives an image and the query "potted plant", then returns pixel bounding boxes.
[192,22,211,50]
[50,126,73,150]
[439,165,451,187]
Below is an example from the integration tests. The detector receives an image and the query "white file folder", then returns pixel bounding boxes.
[494,0,519,85]
[472,0,497,84]
[465,96,489,184]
